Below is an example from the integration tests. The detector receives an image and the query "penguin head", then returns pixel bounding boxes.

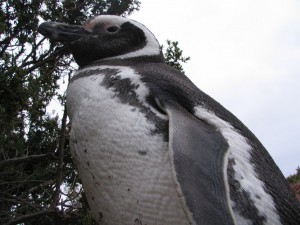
[38,15,161,67]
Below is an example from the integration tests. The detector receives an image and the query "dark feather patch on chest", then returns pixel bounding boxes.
[99,68,168,140]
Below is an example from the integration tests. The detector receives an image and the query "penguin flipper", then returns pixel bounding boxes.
[163,102,235,225]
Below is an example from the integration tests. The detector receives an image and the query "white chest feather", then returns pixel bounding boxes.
[67,66,189,225]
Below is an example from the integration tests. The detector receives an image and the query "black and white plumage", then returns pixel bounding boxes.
[38,15,300,225]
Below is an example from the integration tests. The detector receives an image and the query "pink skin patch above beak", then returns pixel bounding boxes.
[83,19,119,33]
[83,21,95,32]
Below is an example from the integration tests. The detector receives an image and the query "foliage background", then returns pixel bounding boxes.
[0,1,139,224]
[0,1,191,224]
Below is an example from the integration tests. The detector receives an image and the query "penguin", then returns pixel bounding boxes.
[38,15,300,225]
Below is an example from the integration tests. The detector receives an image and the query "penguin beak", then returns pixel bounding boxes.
[38,22,90,42]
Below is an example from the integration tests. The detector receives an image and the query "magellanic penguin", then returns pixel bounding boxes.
[38,15,300,225]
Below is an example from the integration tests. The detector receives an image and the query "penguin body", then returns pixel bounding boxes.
[67,64,188,224]
[38,15,300,225]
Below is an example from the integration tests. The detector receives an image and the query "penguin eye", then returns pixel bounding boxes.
[106,26,119,33]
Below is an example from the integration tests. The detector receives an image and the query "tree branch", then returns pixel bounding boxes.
[20,179,56,198]
[24,45,70,74]
[3,208,57,225]
[0,153,56,168]
[52,105,68,207]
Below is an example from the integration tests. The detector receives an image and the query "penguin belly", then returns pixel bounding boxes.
[66,66,190,225]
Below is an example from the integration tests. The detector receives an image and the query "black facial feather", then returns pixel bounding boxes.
[69,22,147,67]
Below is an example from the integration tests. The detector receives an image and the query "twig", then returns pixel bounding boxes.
[3,208,57,225]
[51,104,68,207]
[18,179,55,198]
[25,46,69,74]
[0,153,56,168]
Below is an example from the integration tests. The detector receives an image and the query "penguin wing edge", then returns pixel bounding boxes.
[164,102,235,225]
